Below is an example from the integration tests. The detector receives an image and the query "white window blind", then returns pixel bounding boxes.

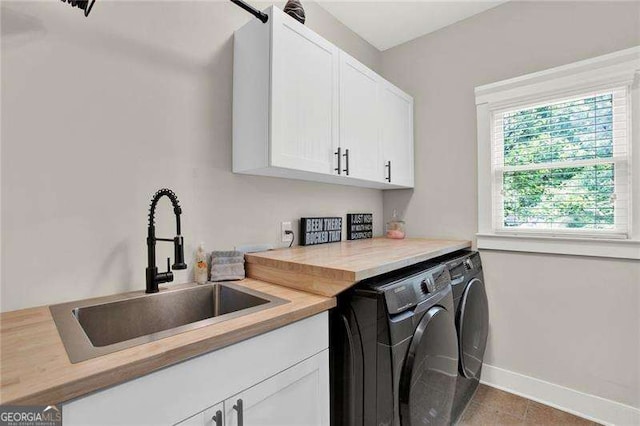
[491,87,631,237]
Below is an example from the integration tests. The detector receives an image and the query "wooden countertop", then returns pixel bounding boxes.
[0,238,467,405]
[245,237,471,297]
[0,279,335,406]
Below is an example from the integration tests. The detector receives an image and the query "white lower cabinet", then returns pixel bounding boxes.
[63,313,329,426]
[202,403,224,426]
[175,351,328,426]
[175,402,224,426]
[224,351,328,426]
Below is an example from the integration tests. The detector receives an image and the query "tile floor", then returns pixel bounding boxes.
[457,384,600,425]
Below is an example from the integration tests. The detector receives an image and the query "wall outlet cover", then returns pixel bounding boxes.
[281,221,293,242]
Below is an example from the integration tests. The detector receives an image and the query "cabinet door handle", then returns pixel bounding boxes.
[212,410,222,426]
[233,399,244,426]
[334,147,341,175]
[343,149,350,176]
[385,161,391,182]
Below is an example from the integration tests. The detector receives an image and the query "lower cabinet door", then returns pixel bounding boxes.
[174,402,223,426]
[175,412,204,426]
[203,403,225,426]
[224,350,329,426]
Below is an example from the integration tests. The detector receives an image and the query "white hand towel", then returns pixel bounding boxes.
[210,251,245,281]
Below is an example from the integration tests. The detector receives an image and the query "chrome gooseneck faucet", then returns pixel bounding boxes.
[146,189,187,293]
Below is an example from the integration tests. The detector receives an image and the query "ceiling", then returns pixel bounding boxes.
[316,1,507,51]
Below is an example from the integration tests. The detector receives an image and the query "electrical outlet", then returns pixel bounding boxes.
[281,221,293,243]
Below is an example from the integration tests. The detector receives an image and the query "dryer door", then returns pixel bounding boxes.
[399,306,458,426]
[330,306,364,426]
[459,278,489,379]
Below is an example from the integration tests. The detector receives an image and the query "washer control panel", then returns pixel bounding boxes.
[383,265,451,314]
[420,276,436,294]
[421,265,451,295]
[447,251,482,283]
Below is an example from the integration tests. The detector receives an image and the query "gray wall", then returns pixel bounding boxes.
[0,1,383,311]
[381,1,640,408]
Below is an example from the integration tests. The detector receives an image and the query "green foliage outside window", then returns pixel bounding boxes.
[501,94,615,230]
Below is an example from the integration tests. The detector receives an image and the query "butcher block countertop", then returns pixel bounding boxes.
[0,237,469,406]
[0,279,335,406]
[245,237,471,297]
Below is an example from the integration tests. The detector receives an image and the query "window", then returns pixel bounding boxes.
[492,87,630,237]
[475,47,640,259]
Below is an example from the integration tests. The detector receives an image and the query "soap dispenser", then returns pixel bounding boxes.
[195,243,208,285]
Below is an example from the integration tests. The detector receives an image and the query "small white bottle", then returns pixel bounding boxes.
[195,243,208,285]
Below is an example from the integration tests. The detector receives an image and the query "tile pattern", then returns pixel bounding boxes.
[458,384,600,426]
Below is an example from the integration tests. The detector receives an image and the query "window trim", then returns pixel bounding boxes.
[475,46,640,260]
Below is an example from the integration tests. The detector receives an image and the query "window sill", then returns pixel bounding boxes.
[476,233,640,260]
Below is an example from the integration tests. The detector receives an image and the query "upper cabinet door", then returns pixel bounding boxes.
[270,9,339,174]
[233,6,413,188]
[224,350,329,426]
[339,52,383,181]
[380,81,414,187]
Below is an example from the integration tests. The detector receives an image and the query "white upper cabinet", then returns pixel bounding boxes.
[270,10,339,174]
[233,6,413,189]
[338,52,383,182]
[380,81,414,187]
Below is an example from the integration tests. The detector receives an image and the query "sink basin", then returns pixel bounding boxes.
[50,282,288,363]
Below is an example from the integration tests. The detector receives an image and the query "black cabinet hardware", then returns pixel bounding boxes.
[334,147,342,175]
[343,149,350,176]
[385,161,391,182]
[233,399,244,426]
[212,410,223,425]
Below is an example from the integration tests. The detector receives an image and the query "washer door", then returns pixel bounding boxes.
[399,306,458,426]
[459,278,489,379]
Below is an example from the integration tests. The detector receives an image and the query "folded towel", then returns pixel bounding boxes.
[210,250,245,281]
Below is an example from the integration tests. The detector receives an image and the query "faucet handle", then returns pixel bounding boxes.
[153,258,174,287]
[166,257,171,273]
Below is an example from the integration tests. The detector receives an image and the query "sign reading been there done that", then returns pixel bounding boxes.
[346,213,373,240]
[300,217,342,246]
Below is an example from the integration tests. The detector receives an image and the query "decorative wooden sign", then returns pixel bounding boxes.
[300,217,342,246]
[347,213,373,240]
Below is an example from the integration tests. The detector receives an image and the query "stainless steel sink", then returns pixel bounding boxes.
[50,282,288,363]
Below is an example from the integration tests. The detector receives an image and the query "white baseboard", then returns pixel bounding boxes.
[480,364,640,426]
